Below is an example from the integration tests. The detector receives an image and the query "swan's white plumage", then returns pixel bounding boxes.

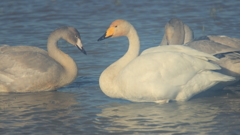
[119,51,232,102]
[98,19,235,102]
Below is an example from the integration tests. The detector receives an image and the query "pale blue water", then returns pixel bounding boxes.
[0,0,240,134]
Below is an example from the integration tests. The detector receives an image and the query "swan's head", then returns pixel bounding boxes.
[61,26,87,55]
[98,19,131,41]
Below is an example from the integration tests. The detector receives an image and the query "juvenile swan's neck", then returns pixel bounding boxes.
[47,30,78,87]
[100,25,140,98]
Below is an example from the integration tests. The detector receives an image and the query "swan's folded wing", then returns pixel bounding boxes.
[136,52,221,84]
[0,52,64,92]
[0,51,63,82]
[141,45,219,62]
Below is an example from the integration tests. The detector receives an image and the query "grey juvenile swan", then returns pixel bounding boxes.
[0,26,86,92]
[160,18,240,84]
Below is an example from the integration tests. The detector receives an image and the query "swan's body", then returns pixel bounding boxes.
[0,26,86,92]
[160,18,240,50]
[200,35,240,49]
[160,18,240,80]
[98,19,235,102]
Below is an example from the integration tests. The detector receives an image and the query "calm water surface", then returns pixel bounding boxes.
[1,0,240,134]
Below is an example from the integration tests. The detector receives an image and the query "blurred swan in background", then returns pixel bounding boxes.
[160,18,240,84]
[97,19,235,103]
[0,26,86,92]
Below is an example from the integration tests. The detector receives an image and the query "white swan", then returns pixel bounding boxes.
[160,18,240,80]
[97,19,235,103]
[0,26,86,92]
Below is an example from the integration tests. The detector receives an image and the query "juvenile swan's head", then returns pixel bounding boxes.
[56,26,87,55]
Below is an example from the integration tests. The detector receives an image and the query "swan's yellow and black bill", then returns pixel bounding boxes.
[98,33,112,41]
[98,27,114,41]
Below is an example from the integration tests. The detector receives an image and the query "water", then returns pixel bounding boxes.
[0,0,240,134]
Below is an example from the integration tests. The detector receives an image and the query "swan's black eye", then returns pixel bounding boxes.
[115,25,118,28]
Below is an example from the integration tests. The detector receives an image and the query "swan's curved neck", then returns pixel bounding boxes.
[100,25,140,98]
[121,26,140,65]
[47,31,78,86]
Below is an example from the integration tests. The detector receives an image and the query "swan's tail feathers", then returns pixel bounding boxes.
[210,72,235,82]
[176,71,235,101]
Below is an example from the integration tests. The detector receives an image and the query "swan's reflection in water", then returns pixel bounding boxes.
[96,96,240,134]
[0,91,79,129]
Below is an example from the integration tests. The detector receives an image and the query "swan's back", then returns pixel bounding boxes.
[0,45,48,54]
[185,40,240,55]
[0,50,64,92]
[142,45,218,61]
[206,35,240,49]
